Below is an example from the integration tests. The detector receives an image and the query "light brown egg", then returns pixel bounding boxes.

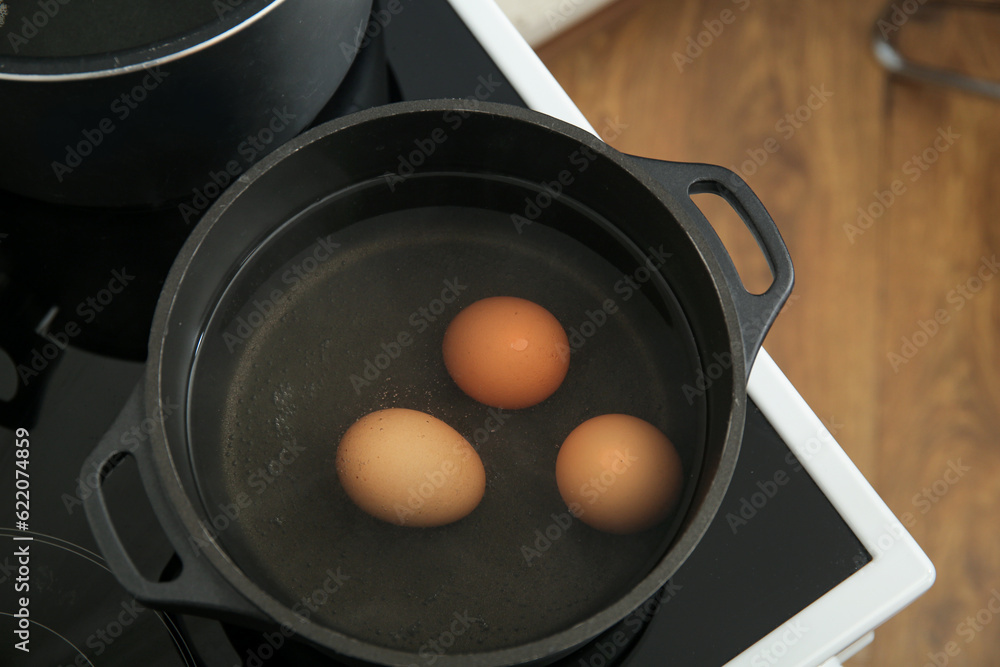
[555,414,683,534]
[442,296,570,410]
[336,408,486,527]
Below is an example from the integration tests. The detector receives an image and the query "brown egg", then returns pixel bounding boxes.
[336,408,486,527]
[442,296,570,409]
[555,414,683,534]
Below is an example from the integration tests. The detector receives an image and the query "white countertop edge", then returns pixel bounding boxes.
[723,350,936,666]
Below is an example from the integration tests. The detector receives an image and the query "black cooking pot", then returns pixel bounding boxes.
[83,100,793,666]
[0,0,372,207]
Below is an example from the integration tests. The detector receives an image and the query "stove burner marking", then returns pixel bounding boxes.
[0,528,198,666]
[0,611,95,666]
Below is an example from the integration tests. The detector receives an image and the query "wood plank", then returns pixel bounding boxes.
[877,6,1000,662]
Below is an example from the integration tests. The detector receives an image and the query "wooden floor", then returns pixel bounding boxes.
[537,1,1000,665]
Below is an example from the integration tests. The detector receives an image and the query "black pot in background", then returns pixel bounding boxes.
[0,0,372,208]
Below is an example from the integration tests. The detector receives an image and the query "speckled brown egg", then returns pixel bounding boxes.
[336,408,486,527]
[556,414,683,534]
[442,296,570,409]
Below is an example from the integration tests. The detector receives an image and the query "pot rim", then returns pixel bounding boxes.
[147,99,748,666]
[0,0,284,81]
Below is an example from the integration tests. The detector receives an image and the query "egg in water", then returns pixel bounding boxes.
[336,408,486,527]
[555,414,683,534]
[442,296,570,410]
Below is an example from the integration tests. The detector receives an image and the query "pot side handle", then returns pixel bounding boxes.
[630,157,794,378]
[82,379,269,626]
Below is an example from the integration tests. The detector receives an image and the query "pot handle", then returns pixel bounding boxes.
[630,157,794,377]
[82,379,268,626]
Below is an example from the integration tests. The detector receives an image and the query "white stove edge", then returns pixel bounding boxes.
[446,1,936,665]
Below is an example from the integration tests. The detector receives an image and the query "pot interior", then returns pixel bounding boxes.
[186,175,706,654]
